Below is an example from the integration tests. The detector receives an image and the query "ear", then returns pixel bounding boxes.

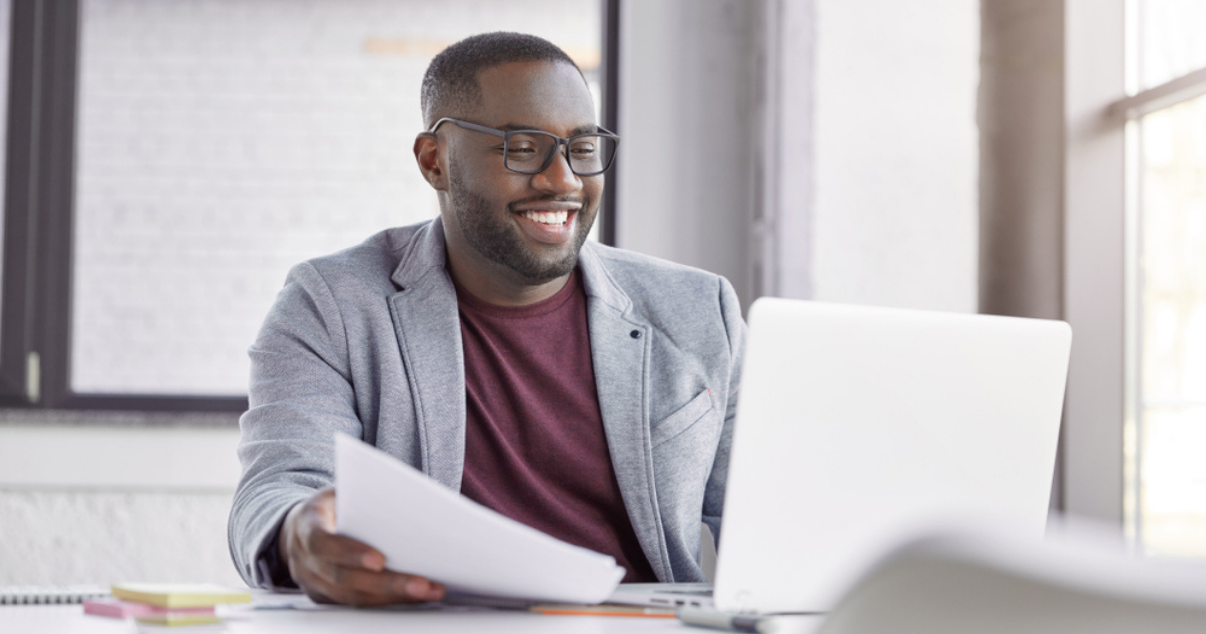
[414,133,449,191]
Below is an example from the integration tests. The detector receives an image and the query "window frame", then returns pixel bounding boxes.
[1063,0,1206,542]
[0,0,620,413]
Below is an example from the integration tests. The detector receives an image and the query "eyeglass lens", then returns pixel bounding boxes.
[504,132,616,175]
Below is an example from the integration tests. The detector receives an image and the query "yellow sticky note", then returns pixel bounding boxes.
[111,583,251,609]
[134,612,223,627]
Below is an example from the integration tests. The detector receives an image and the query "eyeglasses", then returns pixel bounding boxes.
[427,117,620,176]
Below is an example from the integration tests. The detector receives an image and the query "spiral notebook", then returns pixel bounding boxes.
[0,585,108,604]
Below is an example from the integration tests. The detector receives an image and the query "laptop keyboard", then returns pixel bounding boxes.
[656,588,715,597]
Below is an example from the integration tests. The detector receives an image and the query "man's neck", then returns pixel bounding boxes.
[445,250,570,307]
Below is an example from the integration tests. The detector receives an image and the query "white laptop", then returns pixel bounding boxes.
[608,297,1072,614]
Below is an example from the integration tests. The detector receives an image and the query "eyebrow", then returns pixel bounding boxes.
[498,122,599,136]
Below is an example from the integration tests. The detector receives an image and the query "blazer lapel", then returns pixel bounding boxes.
[387,219,466,492]
[579,245,672,581]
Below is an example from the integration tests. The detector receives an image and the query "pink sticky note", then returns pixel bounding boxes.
[83,598,216,619]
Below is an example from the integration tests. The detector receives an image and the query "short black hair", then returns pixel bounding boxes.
[421,32,583,127]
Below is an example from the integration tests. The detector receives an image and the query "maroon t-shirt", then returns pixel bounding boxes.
[454,269,657,583]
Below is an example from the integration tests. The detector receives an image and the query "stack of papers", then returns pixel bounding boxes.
[335,433,627,604]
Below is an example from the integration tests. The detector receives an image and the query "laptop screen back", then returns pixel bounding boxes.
[713,299,1071,614]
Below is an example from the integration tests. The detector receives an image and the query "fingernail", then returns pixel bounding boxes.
[427,584,445,601]
[362,553,384,570]
[406,578,429,597]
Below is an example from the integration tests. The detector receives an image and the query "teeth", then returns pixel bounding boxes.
[521,210,569,225]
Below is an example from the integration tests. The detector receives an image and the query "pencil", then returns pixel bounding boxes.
[530,604,678,618]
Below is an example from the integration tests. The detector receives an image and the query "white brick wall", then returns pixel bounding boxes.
[70,0,600,395]
[0,489,243,586]
[0,410,242,586]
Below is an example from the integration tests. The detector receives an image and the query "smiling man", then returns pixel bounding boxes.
[229,32,745,606]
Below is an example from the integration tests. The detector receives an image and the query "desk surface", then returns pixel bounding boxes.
[3,604,825,634]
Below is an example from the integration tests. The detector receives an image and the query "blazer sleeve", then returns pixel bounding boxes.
[227,261,365,588]
[701,275,747,546]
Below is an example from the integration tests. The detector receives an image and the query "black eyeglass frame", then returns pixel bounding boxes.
[427,117,621,176]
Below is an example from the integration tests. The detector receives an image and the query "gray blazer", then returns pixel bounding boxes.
[228,217,746,586]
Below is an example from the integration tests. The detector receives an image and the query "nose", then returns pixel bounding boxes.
[530,144,582,195]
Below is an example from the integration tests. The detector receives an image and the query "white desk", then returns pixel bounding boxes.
[2,604,825,634]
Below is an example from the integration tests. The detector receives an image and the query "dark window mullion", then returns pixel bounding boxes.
[0,0,43,405]
[50,394,250,413]
[599,0,620,247]
[32,0,78,408]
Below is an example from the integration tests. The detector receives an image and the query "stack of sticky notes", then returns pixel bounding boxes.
[84,583,251,627]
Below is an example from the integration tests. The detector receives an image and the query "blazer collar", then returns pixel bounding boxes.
[390,216,449,290]
[577,242,634,314]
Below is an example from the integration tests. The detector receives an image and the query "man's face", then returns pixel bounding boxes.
[441,61,603,283]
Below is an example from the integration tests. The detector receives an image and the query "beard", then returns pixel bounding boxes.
[447,176,596,283]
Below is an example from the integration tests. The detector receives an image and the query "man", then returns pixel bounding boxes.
[228,32,745,606]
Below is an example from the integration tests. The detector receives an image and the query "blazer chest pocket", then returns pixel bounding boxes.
[650,389,714,449]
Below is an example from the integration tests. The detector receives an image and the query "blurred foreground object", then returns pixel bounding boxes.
[820,525,1206,634]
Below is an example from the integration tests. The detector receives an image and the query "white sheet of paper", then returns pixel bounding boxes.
[334,433,627,604]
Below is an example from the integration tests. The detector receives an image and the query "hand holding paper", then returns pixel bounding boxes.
[335,433,626,604]
[279,486,446,606]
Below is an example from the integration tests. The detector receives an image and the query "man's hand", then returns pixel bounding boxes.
[279,487,446,606]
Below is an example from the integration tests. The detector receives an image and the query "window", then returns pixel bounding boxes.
[1127,0,1206,556]
[1,0,613,411]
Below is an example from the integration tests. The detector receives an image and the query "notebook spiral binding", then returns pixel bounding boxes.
[0,585,108,605]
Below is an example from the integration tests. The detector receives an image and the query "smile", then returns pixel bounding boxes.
[519,210,569,225]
